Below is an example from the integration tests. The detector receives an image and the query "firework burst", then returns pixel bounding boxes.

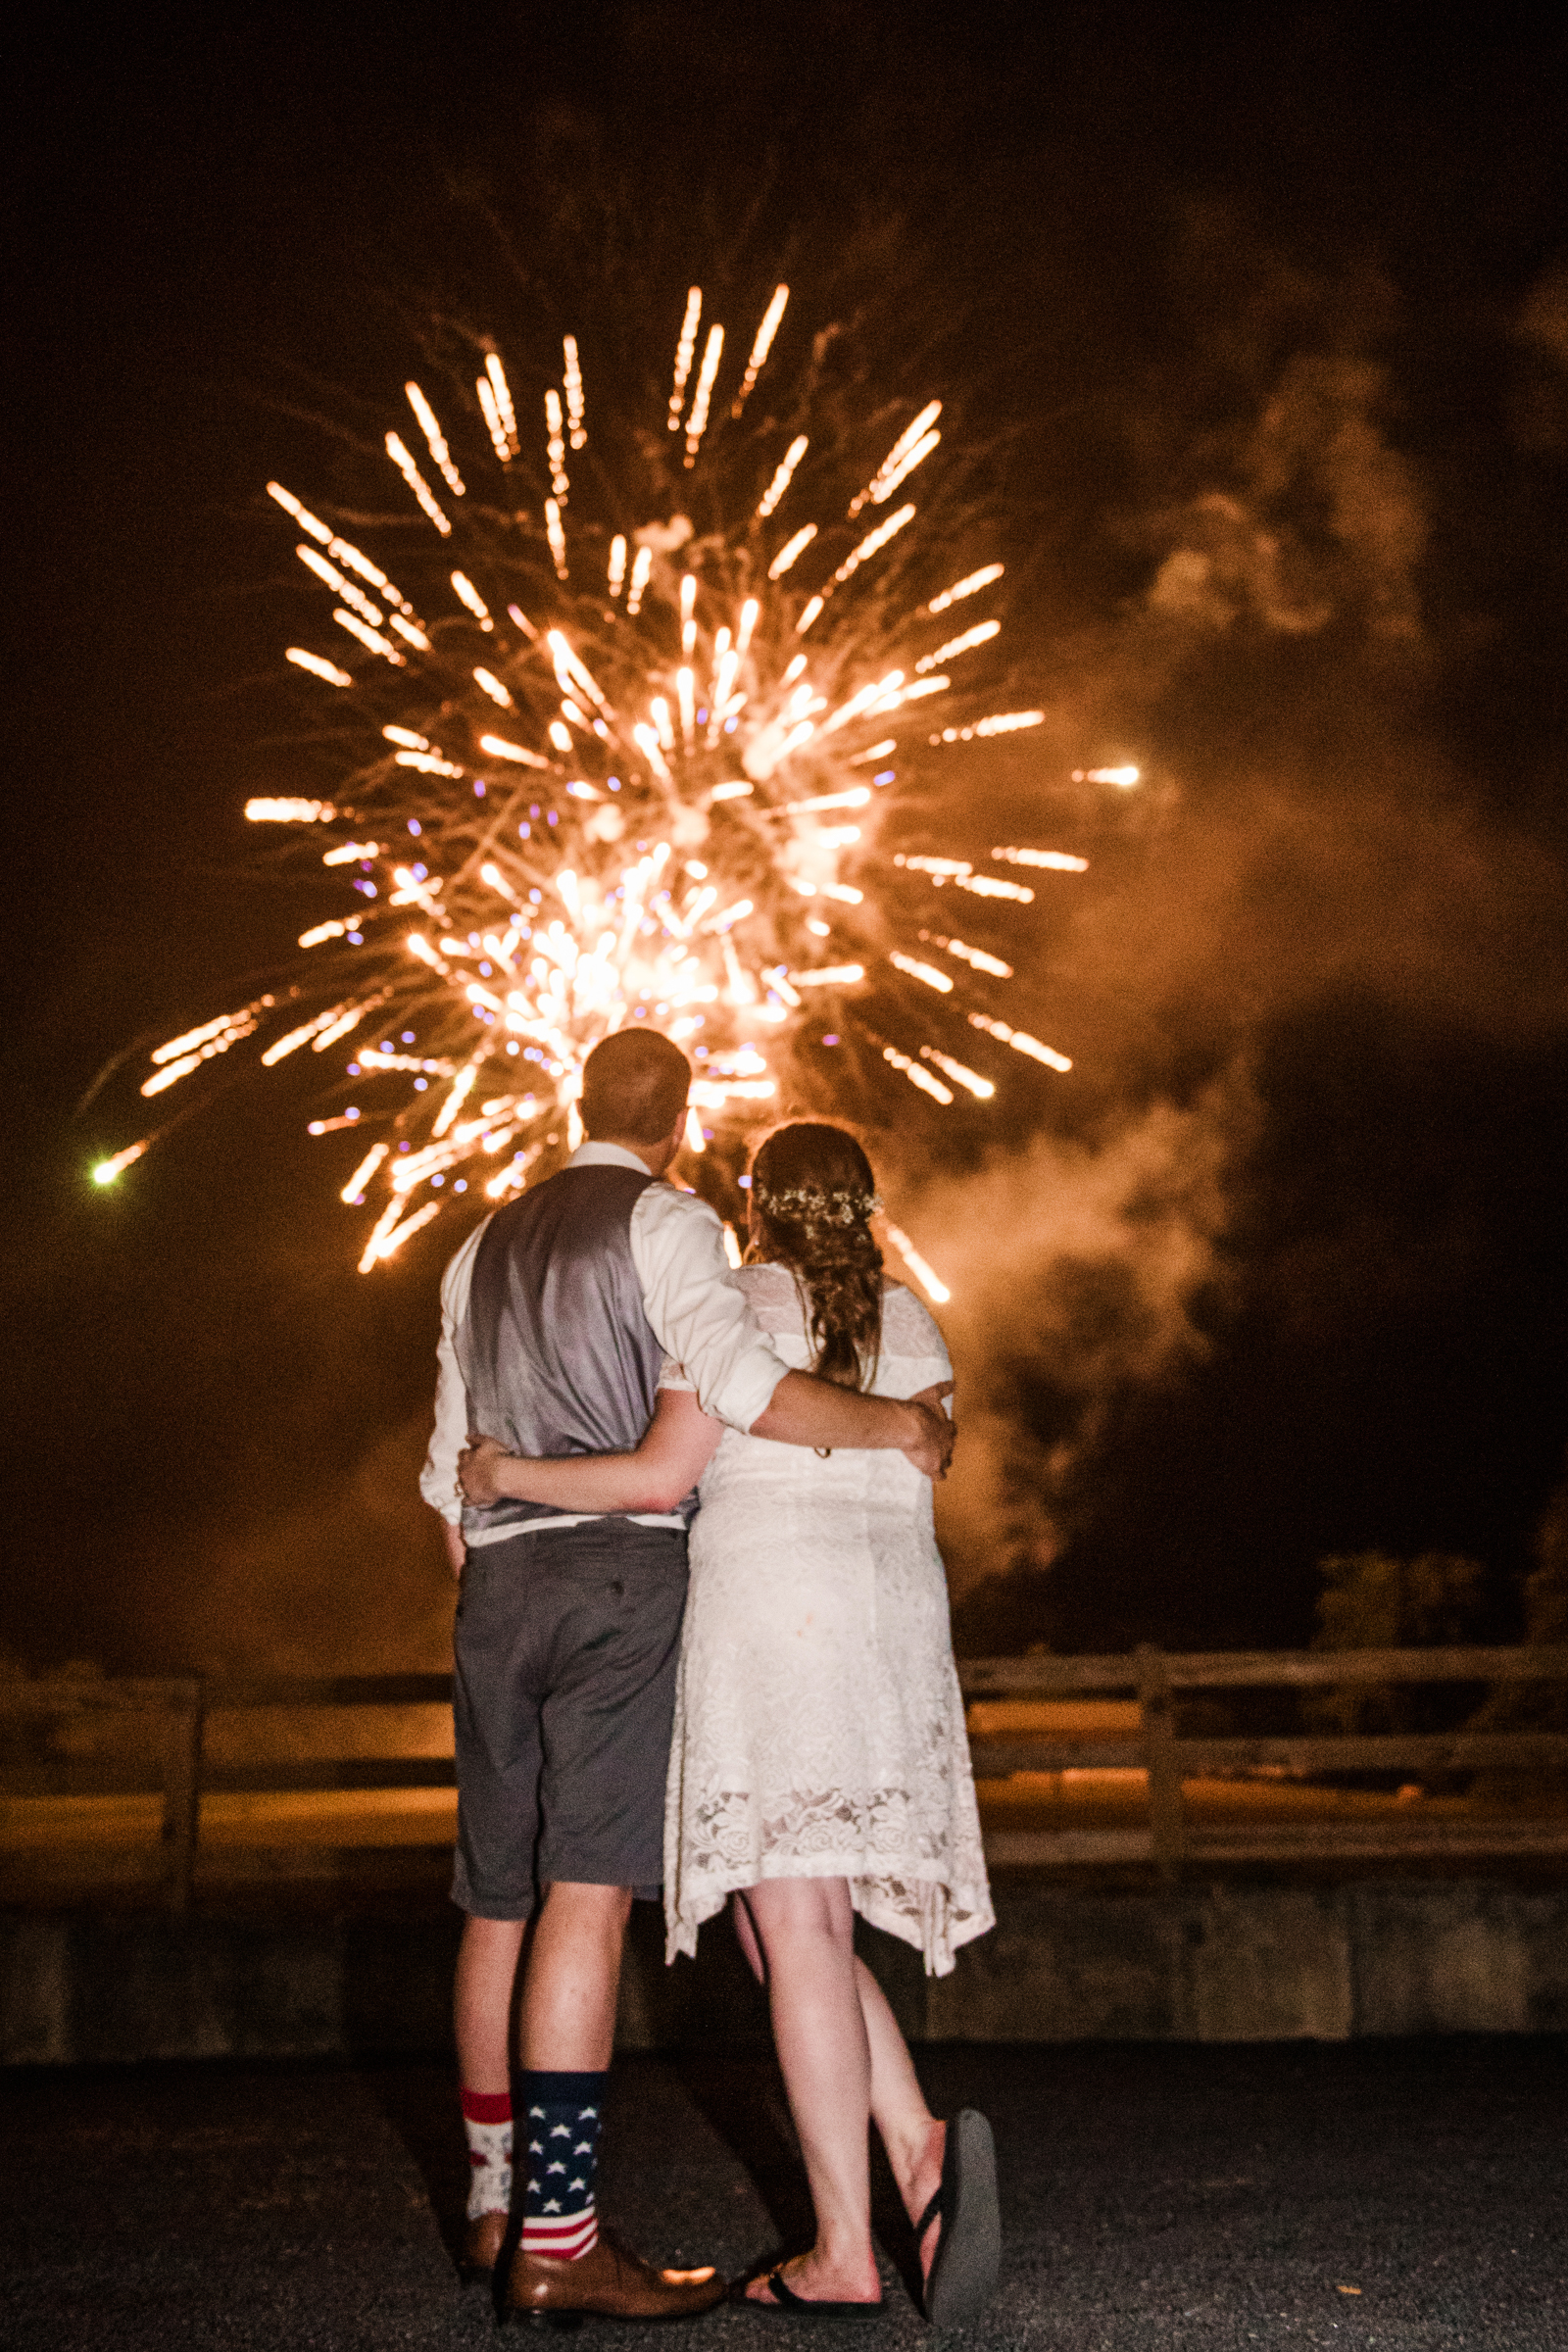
[96,279,1107,1288]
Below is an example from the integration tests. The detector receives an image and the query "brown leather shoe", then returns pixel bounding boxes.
[505,2234,724,2322]
[463,2208,510,2278]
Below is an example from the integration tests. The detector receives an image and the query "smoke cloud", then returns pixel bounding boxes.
[873,212,1568,1648]
[901,1075,1252,1607]
[150,1415,457,1678]
[1145,355,1425,646]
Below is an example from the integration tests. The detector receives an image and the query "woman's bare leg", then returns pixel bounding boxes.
[854,1956,946,2282]
[733,1895,948,2286]
[734,1878,882,2304]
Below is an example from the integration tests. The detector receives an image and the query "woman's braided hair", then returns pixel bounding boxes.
[746,1122,884,1390]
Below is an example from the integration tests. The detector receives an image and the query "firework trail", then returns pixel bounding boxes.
[96,281,1114,1290]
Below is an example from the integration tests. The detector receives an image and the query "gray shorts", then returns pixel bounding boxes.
[451,1518,689,1920]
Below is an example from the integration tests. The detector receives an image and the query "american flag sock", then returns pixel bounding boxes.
[460,2086,513,2222]
[518,2069,605,2261]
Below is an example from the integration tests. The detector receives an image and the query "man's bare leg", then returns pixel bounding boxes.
[452,1891,630,2252]
[518,1881,633,2070]
[452,1888,631,2270]
[505,1880,721,2307]
[454,1915,527,2263]
[455,1914,527,2091]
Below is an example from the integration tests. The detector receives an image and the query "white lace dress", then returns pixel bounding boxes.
[662,1266,994,1976]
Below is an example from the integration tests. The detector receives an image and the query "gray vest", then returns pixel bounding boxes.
[455,1163,694,1537]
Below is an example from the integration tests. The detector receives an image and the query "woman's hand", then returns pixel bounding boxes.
[459,1434,515,1507]
[902,1380,956,1480]
[911,1379,955,1423]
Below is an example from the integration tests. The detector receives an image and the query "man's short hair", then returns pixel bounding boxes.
[580,1028,691,1143]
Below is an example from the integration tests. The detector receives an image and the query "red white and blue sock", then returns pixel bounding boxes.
[518,2069,605,2261]
[460,2086,513,2223]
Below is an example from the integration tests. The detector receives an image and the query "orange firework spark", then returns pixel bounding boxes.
[94,272,1121,1293]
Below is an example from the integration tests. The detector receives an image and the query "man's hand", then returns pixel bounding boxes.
[458,1433,514,1507]
[901,1380,956,1481]
[440,1518,467,1580]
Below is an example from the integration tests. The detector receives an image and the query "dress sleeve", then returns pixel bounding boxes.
[630,1186,790,1430]
[874,1284,955,1397]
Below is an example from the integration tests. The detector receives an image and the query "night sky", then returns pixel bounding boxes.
[10,5,1568,1677]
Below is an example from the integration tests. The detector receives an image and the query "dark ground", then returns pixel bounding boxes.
[2,2039,1562,2349]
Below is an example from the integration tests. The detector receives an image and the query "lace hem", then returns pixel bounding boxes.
[663,1782,994,1976]
[665,1855,994,1977]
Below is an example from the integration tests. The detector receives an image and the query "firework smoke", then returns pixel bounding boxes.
[910,1078,1251,1612]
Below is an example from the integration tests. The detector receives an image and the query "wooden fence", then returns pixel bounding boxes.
[961,1643,1568,1875]
[0,1673,452,1913]
[4,1647,1568,1909]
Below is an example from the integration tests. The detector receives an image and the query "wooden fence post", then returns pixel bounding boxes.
[1137,1644,1187,1881]
[161,1686,205,1912]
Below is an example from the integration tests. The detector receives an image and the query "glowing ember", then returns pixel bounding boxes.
[993,846,1090,872]
[246,798,337,824]
[667,286,703,430]
[286,648,353,687]
[883,1219,951,1304]
[92,1142,149,1185]
[384,432,451,536]
[732,284,789,417]
[405,384,466,498]
[928,564,1004,614]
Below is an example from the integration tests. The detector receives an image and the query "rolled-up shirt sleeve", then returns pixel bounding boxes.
[418,1217,489,1522]
[631,1186,788,1431]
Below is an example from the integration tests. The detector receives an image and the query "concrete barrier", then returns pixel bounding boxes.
[6,1875,1568,2066]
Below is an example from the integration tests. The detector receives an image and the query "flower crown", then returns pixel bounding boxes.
[753,1182,883,1226]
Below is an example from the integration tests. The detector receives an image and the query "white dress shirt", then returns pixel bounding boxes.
[419,1141,789,1542]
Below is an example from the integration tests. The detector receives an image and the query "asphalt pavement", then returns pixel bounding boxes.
[2,2036,1563,2349]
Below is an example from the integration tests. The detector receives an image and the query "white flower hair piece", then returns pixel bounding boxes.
[754,1182,883,1226]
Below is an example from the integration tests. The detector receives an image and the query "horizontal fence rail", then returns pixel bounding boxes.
[960,1645,1568,1690]
[4,1647,1568,1906]
[0,1675,454,1909]
[959,1643,1568,1877]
